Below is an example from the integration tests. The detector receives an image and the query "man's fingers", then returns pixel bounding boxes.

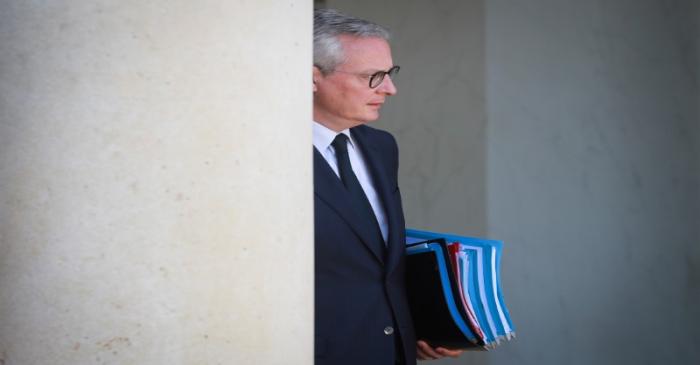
[416,347,432,361]
[417,340,441,360]
[436,347,464,358]
[417,340,464,361]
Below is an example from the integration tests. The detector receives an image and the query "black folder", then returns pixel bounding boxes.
[405,238,484,349]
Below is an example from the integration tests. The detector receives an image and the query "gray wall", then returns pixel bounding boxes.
[486,1,699,364]
[324,0,699,364]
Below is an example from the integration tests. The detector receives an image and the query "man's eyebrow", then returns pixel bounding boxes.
[362,66,395,74]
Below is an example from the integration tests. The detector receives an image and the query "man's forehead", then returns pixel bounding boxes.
[338,34,390,50]
[337,35,393,70]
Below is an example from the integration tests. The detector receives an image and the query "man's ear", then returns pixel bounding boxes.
[312,66,323,92]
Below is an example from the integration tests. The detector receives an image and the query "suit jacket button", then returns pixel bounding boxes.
[383,326,394,335]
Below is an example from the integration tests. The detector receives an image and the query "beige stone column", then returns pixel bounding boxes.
[0,1,312,364]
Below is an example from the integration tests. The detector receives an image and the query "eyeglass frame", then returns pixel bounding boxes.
[318,65,401,89]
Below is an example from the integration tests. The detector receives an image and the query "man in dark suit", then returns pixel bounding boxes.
[312,9,463,365]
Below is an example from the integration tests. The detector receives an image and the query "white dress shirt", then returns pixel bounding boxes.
[313,121,389,244]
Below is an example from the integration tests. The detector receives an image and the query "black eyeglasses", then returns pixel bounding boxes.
[333,65,400,88]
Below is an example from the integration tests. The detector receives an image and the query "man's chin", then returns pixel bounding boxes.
[348,112,380,127]
[363,111,380,122]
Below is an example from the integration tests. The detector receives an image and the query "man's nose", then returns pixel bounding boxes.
[377,75,397,95]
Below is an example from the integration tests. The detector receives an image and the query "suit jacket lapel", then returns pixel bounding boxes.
[314,147,385,264]
[351,128,404,275]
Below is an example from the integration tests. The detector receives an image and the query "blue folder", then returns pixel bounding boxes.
[405,229,515,349]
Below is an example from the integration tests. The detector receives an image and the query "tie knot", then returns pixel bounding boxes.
[331,133,350,154]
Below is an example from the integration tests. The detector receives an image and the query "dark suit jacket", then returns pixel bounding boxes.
[314,124,416,365]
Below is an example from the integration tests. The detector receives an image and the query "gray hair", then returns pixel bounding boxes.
[313,8,391,74]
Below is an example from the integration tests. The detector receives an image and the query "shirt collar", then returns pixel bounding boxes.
[313,121,355,152]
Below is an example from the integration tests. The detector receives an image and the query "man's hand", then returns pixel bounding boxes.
[416,340,464,361]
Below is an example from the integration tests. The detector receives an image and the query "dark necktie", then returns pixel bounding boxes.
[331,134,385,251]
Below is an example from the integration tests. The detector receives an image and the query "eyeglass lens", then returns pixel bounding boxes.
[369,66,400,88]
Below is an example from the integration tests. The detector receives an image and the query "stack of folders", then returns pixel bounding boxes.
[405,228,515,350]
